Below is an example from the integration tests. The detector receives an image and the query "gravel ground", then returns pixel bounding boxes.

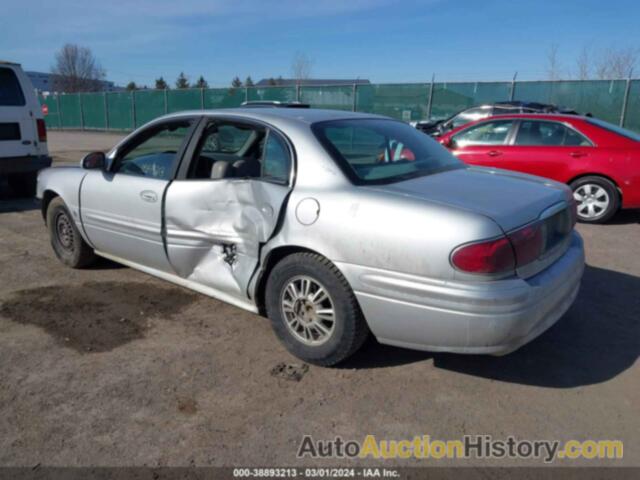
[0,131,638,468]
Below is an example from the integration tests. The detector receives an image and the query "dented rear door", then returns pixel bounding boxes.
[163,179,290,302]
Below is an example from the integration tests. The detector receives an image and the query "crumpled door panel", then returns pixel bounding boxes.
[164,179,289,301]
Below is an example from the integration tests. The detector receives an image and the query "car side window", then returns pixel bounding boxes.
[262,133,291,183]
[515,121,591,147]
[115,120,193,180]
[201,124,254,154]
[187,121,291,183]
[452,120,514,147]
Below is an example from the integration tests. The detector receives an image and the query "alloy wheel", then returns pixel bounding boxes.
[281,275,336,346]
[573,183,610,220]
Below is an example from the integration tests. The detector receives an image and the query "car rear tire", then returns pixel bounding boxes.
[265,252,370,366]
[570,176,620,224]
[8,172,37,197]
[46,197,97,268]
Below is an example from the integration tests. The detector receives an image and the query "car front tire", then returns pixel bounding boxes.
[46,197,96,268]
[570,176,620,224]
[265,252,369,366]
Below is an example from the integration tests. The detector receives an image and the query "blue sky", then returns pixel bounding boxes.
[2,0,639,87]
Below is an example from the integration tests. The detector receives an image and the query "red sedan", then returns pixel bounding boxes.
[438,114,640,223]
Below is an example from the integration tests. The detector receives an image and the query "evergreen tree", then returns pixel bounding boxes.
[175,72,190,89]
[195,75,208,88]
[245,76,254,87]
[125,81,137,91]
[231,76,243,88]
[155,76,168,89]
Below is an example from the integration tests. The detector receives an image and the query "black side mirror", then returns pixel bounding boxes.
[81,151,106,170]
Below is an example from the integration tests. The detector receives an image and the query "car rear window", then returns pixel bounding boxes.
[586,117,640,142]
[312,118,463,185]
[0,68,26,106]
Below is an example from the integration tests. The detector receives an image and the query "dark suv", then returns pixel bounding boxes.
[414,101,580,137]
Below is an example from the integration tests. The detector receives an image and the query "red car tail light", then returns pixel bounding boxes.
[37,119,47,143]
[451,236,515,274]
[508,223,544,266]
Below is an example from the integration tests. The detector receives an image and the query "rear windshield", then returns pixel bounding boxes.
[0,67,26,106]
[586,117,640,142]
[312,118,463,184]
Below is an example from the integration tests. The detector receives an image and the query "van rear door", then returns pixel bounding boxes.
[0,65,38,158]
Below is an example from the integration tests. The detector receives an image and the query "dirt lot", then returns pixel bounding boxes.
[0,131,638,468]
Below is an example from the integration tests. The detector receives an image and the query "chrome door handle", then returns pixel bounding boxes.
[140,190,158,203]
[487,150,502,157]
[570,151,586,158]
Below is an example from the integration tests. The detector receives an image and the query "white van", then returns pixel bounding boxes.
[0,61,51,196]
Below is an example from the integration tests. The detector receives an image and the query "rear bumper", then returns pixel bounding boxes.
[0,155,52,175]
[337,232,584,355]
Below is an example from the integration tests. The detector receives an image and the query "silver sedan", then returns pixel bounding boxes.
[37,109,584,366]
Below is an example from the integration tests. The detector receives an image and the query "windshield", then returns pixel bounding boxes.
[312,118,463,184]
[587,117,640,142]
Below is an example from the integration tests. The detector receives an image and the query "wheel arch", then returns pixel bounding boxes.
[253,245,333,316]
[567,173,623,201]
[41,189,60,224]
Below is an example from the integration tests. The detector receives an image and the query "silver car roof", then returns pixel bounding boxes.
[156,108,389,127]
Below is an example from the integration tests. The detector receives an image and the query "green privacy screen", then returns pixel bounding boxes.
[301,85,353,111]
[513,80,626,124]
[204,88,245,109]
[134,90,165,128]
[81,93,106,129]
[106,92,133,130]
[167,89,202,113]
[40,95,60,129]
[247,86,296,103]
[59,94,82,128]
[430,82,512,120]
[623,80,640,133]
[357,84,429,121]
[44,80,640,133]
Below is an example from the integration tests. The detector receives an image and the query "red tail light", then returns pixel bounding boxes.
[508,224,544,266]
[37,119,47,143]
[452,222,547,275]
[451,236,515,274]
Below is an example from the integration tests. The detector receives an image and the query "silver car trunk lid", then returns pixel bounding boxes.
[367,166,569,233]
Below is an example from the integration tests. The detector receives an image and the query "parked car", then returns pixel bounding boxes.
[438,113,640,223]
[37,109,584,365]
[0,61,51,196]
[413,101,580,137]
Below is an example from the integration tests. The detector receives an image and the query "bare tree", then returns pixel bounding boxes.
[291,52,313,84]
[576,46,590,80]
[51,44,106,93]
[595,47,638,79]
[546,43,561,81]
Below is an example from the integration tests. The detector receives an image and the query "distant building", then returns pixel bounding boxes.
[25,71,118,93]
[255,78,370,87]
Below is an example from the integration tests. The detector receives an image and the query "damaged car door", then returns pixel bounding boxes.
[163,119,292,304]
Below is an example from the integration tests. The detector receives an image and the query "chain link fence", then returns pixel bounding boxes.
[39,79,640,133]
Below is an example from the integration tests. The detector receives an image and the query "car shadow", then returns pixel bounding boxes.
[607,209,640,225]
[343,265,639,388]
[0,197,39,213]
[0,179,40,213]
